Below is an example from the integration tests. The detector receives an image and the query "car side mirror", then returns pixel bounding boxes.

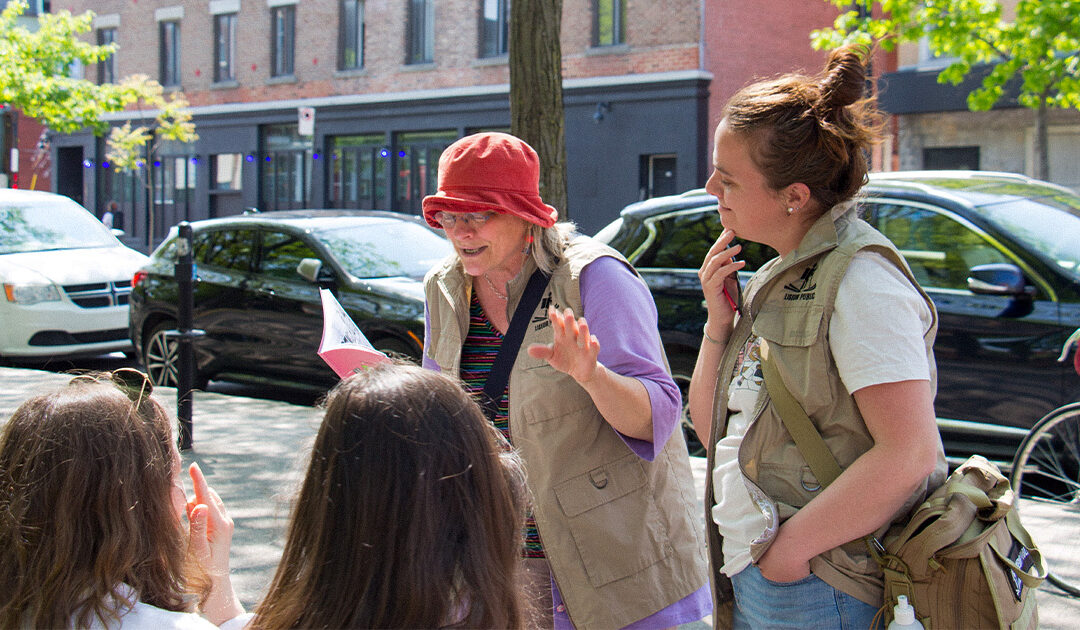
[967,263,1035,298]
[296,257,335,284]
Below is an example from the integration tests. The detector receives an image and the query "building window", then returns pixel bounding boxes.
[211,153,243,191]
[407,0,434,64]
[394,130,455,214]
[214,13,237,82]
[338,0,365,70]
[260,124,313,211]
[923,146,980,171]
[271,5,296,77]
[159,20,181,86]
[330,134,388,209]
[22,1,49,15]
[479,0,509,58]
[97,27,116,84]
[593,0,625,47]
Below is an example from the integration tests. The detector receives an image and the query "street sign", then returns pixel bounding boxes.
[298,107,315,136]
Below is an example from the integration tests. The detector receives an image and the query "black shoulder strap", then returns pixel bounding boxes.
[481,269,550,419]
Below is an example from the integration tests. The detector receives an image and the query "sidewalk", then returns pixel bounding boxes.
[1,365,1076,625]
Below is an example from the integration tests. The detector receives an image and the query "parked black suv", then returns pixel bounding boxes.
[596,172,1080,461]
[129,210,451,391]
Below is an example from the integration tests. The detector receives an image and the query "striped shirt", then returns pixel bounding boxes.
[460,291,545,558]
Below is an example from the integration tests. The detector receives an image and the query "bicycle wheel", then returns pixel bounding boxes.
[1009,401,1080,597]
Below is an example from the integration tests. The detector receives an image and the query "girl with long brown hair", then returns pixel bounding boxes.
[250,362,528,629]
[0,370,245,629]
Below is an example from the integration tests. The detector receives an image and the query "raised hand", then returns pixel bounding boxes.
[527,306,601,385]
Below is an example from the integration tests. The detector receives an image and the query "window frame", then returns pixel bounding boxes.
[159,20,181,87]
[338,0,365,71]
[271,5,296,78]
[592,0,626,47]
[213,12,237,83]
[406,0,434,65]
[479,0,509,58]
[97,27,117,85]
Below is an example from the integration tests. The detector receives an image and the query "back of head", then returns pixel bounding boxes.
[722,44,882,211]
[0,374,186,629]
[253,362,527,629]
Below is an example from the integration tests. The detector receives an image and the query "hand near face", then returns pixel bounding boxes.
[699,229,745,328]
[527,306,601,384]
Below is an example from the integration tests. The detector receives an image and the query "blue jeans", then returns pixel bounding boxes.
[730,564,879,630]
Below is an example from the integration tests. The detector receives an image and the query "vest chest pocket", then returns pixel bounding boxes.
[517,360,595,425]
[553,454,671,587]
[751,303,825,348]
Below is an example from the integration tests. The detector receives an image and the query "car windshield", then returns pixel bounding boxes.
[975,193,1080,283]
[315,220,452,279]
[0,195,117,255]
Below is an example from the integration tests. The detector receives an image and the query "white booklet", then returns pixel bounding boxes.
[317,288,390,378]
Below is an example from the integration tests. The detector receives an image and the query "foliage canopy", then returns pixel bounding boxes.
[0,0,196,171]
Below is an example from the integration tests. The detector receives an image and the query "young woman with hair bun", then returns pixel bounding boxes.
[689,45,947,628]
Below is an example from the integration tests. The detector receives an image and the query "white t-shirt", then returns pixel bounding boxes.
[711,250,934,576]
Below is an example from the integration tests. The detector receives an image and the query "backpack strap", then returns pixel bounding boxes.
[759,340,843,486]
[480,269,550,420]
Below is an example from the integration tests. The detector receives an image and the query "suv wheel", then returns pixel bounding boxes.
[143,320,207,389]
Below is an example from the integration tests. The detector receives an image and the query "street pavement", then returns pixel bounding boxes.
[1,365,1077,627]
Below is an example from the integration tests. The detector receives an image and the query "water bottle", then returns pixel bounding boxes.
[887,595,924,630]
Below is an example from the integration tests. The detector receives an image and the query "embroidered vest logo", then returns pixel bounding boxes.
[783,264,818,301]
[533,293,557,330]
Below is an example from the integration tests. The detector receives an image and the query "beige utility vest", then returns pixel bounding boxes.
[425,237,709,629]
[704,207,948,611]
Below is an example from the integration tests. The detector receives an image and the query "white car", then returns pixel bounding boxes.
[0,189,148,359]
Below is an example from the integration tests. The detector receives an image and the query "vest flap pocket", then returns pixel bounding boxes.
[552,454,671,587]
[554,454,647,517]
[752,303,824,347]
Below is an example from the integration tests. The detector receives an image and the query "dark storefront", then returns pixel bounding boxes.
[50,73,710,252]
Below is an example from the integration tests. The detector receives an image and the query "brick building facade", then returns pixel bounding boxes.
[48,0,842,251]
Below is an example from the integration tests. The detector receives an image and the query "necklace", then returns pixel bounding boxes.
[483,274,508,301]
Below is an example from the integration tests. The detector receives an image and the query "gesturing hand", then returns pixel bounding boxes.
[186,462,234,579]
[527,306,602,385]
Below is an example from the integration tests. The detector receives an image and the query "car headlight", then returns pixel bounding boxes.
[4,283,62,305]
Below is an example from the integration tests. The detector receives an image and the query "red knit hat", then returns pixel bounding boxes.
[422,132,559,229]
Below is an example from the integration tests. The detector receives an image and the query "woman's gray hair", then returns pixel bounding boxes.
[529,222,576,275]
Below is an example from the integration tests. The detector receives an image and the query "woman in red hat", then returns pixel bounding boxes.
[422,132,710,629]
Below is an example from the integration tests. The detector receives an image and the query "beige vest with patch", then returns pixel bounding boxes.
[425,236,709,629]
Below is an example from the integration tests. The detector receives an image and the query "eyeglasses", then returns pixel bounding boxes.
[70,368,154,407]
[434,211,495,229]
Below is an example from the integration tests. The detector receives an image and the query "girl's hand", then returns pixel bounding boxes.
[186,462,234,579]
[527,306,601,385]
[699,229,745,326]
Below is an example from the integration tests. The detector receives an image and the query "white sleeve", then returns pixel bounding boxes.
[829,250,934,394]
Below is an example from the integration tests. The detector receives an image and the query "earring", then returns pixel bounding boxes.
[787,207,796,215]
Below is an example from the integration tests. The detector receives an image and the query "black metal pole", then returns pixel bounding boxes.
[175,222,195,449]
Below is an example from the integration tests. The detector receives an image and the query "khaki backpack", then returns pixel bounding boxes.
[872,455,1045,629]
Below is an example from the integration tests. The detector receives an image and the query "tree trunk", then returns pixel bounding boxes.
[509,0,569,219]
[1034,97,1049,181]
